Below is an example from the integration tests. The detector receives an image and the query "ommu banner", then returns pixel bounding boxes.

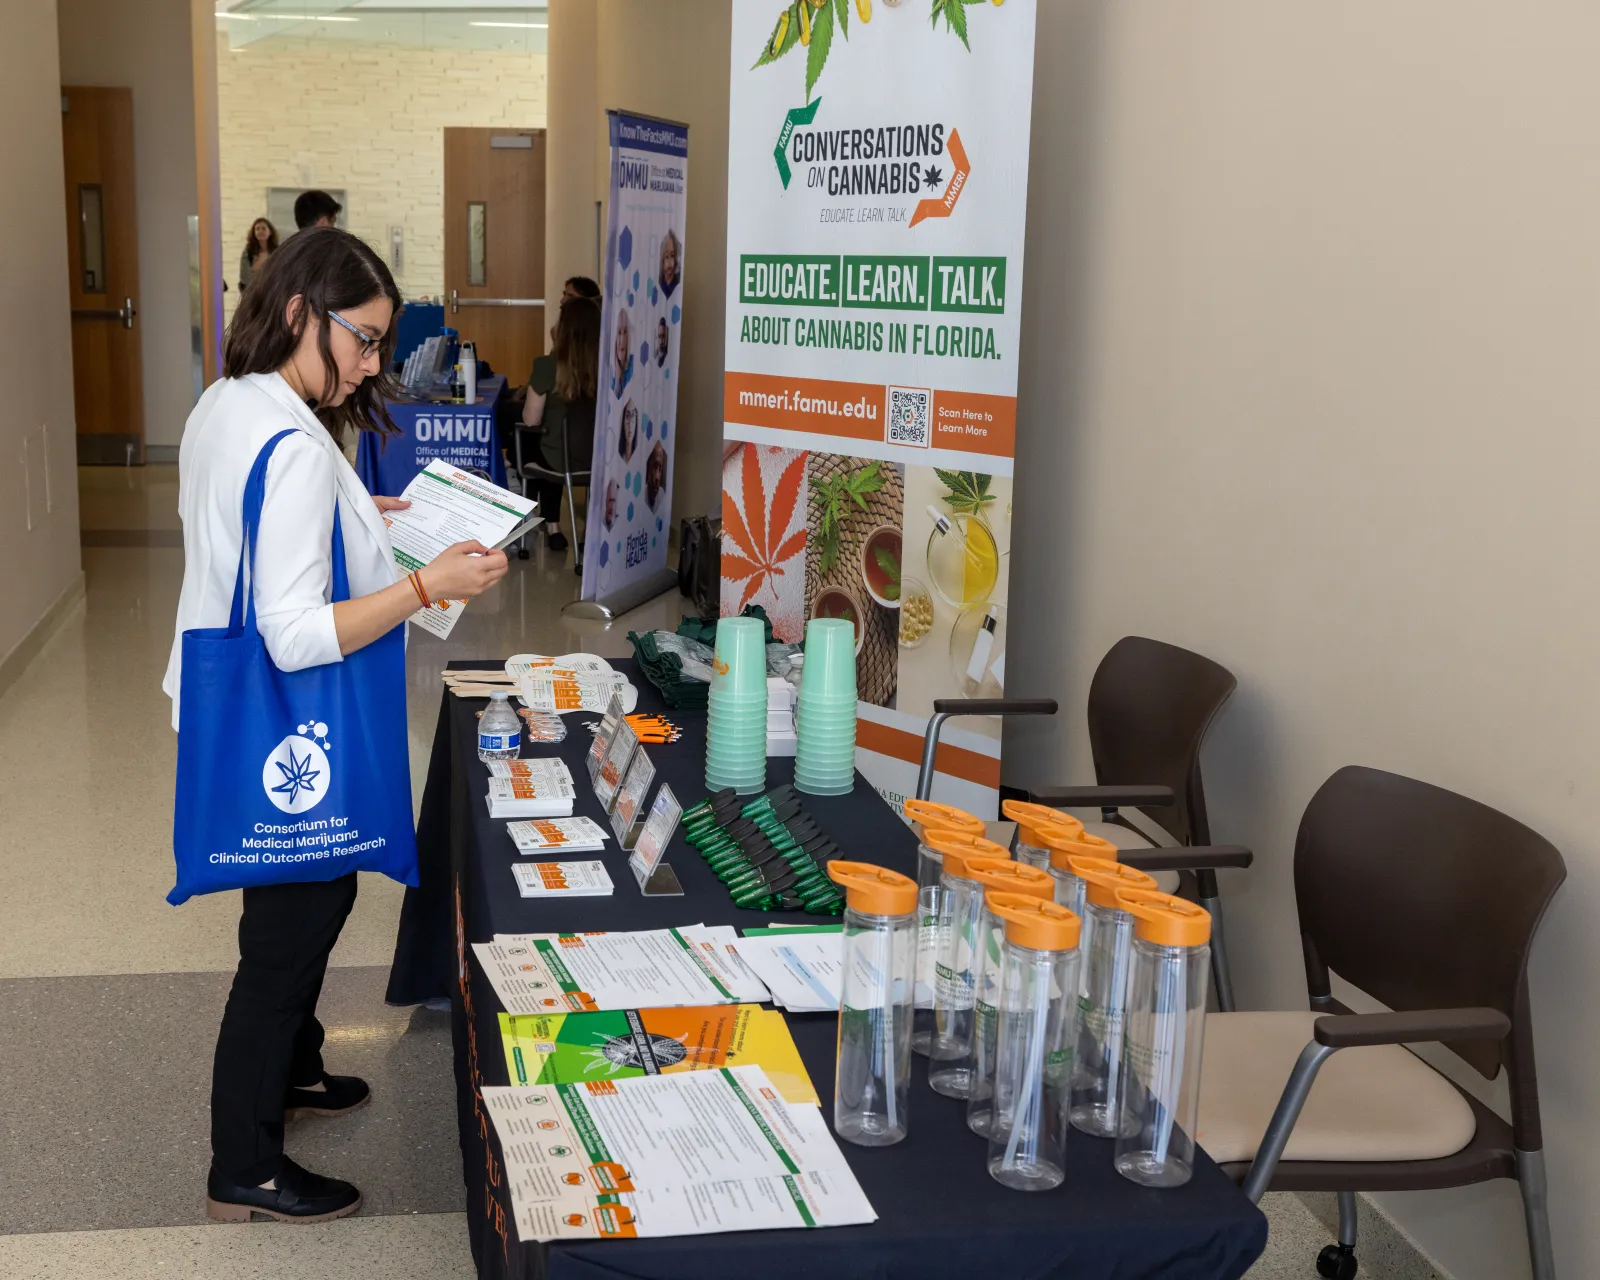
[581,111,688,604]
[721,0,1037,818]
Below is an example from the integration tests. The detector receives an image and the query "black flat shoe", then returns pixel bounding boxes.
[206,1156,362,1224]
[285,1073,370,1121]
[547,530,569,552]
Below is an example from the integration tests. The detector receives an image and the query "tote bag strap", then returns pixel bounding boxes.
[228,429,352,632]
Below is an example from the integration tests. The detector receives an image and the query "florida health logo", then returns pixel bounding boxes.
[261,721,332,815]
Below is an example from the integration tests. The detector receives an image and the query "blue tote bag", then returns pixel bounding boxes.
[170,429,419,905]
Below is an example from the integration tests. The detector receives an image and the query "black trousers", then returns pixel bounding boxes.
[210,874,358,1184]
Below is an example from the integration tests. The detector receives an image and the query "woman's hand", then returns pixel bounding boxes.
[419,541,509,601]
[372,495,411,515]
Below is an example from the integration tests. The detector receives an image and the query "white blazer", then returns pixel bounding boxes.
[163,372,400,730]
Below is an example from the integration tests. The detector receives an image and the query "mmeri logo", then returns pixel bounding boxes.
[261,720,332,814]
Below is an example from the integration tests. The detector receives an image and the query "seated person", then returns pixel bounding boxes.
[521,296,600,554]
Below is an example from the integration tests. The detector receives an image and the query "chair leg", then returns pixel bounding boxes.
[1196,871,1237,1012]
[1517,1148,1558,1280]
[1315,1193,1360,1279]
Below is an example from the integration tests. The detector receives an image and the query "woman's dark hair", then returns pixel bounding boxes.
[244,217,279,263]
[224,226,401,440]
[565,275,600,300]
[552,295,600,402]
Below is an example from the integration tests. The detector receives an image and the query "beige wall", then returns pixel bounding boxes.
[544,0,731,528]
[1007,3,1600,1276]
[217,32,546,319]
[0,0,82,668]
[58,0,199,450]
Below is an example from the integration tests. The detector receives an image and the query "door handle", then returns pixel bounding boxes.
[449,289,544,314]
[72,296,138,329]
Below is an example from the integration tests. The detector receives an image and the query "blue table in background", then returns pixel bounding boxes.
[357,375,509,496]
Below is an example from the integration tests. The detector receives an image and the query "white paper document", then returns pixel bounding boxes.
[507,816,610,854]
[473,928,740,1014]
[511,860,614,898]
[485,759,576,818]
[729,932,844,1013]
[482,1065,876,1242]
[677,925,771,1004]
[384,460,541,638]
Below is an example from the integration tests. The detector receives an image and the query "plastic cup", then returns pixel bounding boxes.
[713,618,770,697]
[800,619,858,701]
[795,771,853,797]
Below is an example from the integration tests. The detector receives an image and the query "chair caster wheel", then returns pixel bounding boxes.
[1316,1243,1357,1280]
[517,546,529,560]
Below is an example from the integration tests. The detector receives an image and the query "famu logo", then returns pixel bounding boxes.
[773,99,972,227]
[262,720,332,814]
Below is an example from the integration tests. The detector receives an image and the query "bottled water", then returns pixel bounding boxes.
[477,691,522,762]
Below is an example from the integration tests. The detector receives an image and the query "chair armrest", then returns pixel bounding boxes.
[1028,784,1175,809]
[931,698,1058,718]
[1313,1008,1510,1049]
[1115,844,1254,874]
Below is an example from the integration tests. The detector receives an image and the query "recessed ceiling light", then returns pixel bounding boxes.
[469,21,547,28]
[214,11,255,18]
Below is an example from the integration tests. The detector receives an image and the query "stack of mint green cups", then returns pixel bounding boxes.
[705,616,768,795]
[794,617,857,796]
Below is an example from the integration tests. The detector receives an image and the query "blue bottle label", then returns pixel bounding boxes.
[479,731,520,751]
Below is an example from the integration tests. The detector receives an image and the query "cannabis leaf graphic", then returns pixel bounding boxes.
[934,469,995,516]
[930,0,989,51]
[753,0,853,98]
[810,461,884,575]
[874,545,902,601]
[924,165,944,187]
[724,447,808,611]
[271,748,321,807]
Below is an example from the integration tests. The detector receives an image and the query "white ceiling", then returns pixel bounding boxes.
[216,2,549,52]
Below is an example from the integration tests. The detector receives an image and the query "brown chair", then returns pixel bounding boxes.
[1201,765,1565,1280]
[1022,635,1248,1009]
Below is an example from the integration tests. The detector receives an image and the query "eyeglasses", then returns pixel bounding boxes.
[328,310,381,360]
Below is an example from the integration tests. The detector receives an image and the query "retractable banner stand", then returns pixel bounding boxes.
[575,111,689,618]
[721,0,1037,818]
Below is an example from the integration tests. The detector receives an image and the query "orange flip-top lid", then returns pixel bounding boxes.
[903,798,985,843]
[925,831,1010,879]
[1069,855,1157,909]
[1044,829,1119,871]
[987,892,1081,951]
[1001,799,1085,848]
[827,861,917,916]
[1115,887,1212,947]
[964,856,1054,902]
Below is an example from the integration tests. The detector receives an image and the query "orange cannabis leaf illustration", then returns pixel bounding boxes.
[723,446,808,610]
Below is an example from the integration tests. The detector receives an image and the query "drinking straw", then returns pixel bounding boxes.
[1003,954,1051,1171]
[879,925,899,1132]
[1102,919,1131,1125]
[1152,948,1187,1168]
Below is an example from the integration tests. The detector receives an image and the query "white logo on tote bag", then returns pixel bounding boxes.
[262,722,332,814]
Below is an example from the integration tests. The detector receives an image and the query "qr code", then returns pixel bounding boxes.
[886,386,931,448]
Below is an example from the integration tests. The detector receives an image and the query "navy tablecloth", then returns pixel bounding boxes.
[388,659,1268,1280]
[357,375,508,496]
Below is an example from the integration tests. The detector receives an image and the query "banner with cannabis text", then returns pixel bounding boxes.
[721,0,1036,817]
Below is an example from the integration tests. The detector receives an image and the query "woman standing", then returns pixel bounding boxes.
[521,295,600,554]
[238,217,279,294]
[166,228,508,1223]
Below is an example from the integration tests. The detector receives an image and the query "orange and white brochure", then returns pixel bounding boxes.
[482,1066,876,1242]
[508,817,610,854]
[473,928,739,1015]
[511,860,614,899]
[518,666,628,714]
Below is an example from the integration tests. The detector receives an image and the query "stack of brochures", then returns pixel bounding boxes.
[511,860,613,898]
[485,758,575,818]
[507,816,609,853]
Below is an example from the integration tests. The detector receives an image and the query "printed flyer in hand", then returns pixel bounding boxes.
[722,0,1038,817]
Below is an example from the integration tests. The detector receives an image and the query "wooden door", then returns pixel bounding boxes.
[62,87,144,464]
[443,128,546,383]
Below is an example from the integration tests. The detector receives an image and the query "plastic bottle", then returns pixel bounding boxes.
[1001,799,1086,869]
[828,860,918,1147]
[477,691,522,762]
[926,832,1011,1076]
[901,799,986,1056]
[940,858,1055,1128]
[1047,851,1119,924]
[984,893,1083,1192]
[1069,859,1159,1138]
[1113,889,1212,1188]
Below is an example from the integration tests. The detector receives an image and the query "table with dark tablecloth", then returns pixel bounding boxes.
[388,659,1267,1280]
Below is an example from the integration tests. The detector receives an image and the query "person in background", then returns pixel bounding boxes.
[562,276,600,305]
[167,227,508,1224]
[294,190,342,231]
[238,218,279,295]
[520,295,600,557]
